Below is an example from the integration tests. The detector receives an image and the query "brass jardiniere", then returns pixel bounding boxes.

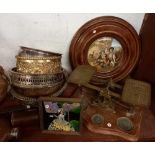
[16,46,62,74]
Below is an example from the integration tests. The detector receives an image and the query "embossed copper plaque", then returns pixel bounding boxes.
[69,16,140,85]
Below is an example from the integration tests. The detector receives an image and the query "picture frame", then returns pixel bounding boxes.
[69,16,140,85]
[39,97,82,135]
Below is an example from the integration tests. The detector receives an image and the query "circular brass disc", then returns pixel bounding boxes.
[91,114,104,124]
[117,117,134,131]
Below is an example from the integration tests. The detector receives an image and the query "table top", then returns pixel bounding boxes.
[1,94,155,142]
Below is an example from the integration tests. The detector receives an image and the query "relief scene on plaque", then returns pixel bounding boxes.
[87,37,123,72]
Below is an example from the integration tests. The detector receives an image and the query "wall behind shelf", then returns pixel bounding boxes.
[0,13,144,72]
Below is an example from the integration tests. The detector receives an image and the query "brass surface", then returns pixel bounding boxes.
[10,68,64,88]
[10,68,66,97]
[68,65,96,85]
[121,79,151,107]
[16,56,62,74]
[117,117,134,131]
[11,81,64,97]
[16,46,62,74]
[10,70,69,99]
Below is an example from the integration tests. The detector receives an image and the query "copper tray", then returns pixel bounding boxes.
[69,16,141,85]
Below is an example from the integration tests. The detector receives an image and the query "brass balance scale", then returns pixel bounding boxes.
[67,65,143,141]
[68,16,150,141]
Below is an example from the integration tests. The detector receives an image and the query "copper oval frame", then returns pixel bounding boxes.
[69,16,141,85]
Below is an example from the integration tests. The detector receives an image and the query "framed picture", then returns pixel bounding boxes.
[39,97,82,135]
[69,16,140,85]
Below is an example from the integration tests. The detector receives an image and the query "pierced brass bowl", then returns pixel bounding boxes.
[10,68,65,97]
[16,46,62,74]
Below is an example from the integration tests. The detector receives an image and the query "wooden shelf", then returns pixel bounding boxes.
[1,94,155,142]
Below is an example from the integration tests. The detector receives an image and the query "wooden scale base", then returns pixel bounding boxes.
[82,103,143,141]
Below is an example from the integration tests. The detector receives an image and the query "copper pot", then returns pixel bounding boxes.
[0,66,9,103]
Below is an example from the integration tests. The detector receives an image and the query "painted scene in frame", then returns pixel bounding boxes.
[43,101,81,133]
[87,37,123,72]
